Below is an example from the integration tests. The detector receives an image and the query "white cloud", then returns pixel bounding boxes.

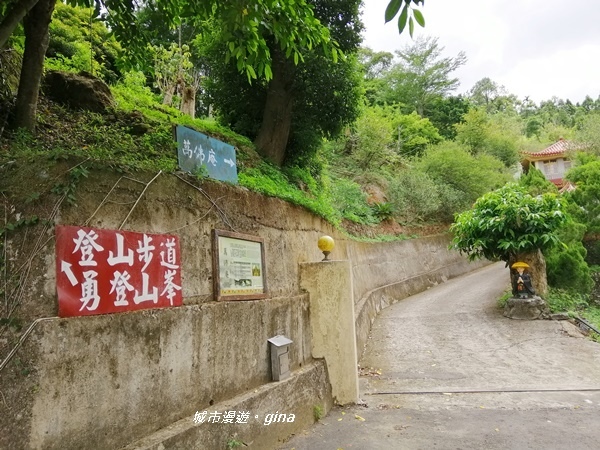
[361,0,600,103]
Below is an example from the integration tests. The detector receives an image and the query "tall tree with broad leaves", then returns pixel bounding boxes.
[200,0,364,167]
[0,0,341,132]
[379,36,467,117]
[252,0,364,165]
[13,0,56,131]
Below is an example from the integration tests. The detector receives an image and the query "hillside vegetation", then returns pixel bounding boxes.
[2,3,600,329]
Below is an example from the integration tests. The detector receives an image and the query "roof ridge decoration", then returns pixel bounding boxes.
[521,138,582,157]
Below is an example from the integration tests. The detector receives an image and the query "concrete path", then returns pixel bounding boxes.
[280,262,600,450]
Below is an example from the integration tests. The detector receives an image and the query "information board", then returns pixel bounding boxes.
[212,229,267,301]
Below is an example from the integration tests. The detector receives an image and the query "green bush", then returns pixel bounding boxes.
[545,288,590,313]
[47,3,122,82]
[238,164,339,225]
[282,165,322,195]
[545,219,594,294]
[584,240,600,266]
[387,170,442,222]
[371,202,394,220]
[519,166,558,196]
[328,176,377,225]
[417,141,510,208]
[546,243,594,294]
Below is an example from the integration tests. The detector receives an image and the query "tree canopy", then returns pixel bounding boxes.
[450,184,567,263]
[378,36,467,116]
[0,0,343,131]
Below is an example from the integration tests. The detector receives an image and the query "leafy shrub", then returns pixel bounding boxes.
[545,288,590,313]
[387,170,442,222]
[584,240,600,266]
[519,166,558,196]
[565,158,600,234]
[451,183,567,262]
[545,219,594,294]
[371,202,394,220]
[238,164,339,225]
[47,3,122,82]
[343,106,397,173]
[482,131,520,168]
[546,243,594,294]
[328,176,377,225]
[390,111,442,158]
[45,41,104,75]
[417,141,510,208]
[282,165,322,195]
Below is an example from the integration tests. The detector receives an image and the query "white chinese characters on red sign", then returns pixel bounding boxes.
[56,225,183,317]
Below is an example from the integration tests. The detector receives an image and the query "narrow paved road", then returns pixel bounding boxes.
[281,262,600,450]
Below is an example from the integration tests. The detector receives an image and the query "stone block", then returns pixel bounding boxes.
[503,296,550,320]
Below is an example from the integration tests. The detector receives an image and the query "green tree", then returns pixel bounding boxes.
[450,183,568,295]
[575,112,600,154]
[417,141,510,208]
[338,105,398,173]
[150,43,202,117]
[468,77,501,109]
[198,0,364,166]
[424,94,470,140]
[252,0,363,165]
[358,47,393,106]
[455,108,521,167]
[468,77,519,114]
[454,108,489,151]
[1,0,341,132]
[358,47,394,81]
[379,36,467,116]
[545,217,594,294]
[517,167,593,294]
[46,3,122,82]
[392,111,442,157]
[565,156,600,234]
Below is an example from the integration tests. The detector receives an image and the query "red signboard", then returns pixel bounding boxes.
[56,225,183,317]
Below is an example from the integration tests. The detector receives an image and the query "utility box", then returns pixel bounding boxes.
[268,335,293,381]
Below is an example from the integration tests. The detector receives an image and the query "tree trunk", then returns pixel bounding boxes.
[180,85,196,118]
[0,0,40,49]
[13,0,56,132]
[162,84,175,106]
[254,47,295,166]
[508,249,548,298]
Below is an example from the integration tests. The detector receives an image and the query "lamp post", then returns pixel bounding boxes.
[317,235,335,261]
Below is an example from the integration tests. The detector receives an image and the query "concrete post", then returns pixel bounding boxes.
[299,260,359,405]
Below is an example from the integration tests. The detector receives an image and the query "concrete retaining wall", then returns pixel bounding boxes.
[0,171,486,449]
[349,235,489,355]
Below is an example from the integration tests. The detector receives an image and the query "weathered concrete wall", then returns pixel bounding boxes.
[0,170,486,449]
[123,361,332,450]
[26,297,311,450]
[299,261,359,405]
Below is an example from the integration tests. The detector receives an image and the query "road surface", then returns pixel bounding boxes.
[280,262,600,450]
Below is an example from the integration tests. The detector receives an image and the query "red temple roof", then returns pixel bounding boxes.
[522,138,579,158]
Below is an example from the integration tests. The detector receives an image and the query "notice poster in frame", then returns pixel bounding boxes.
[212,229,268,301]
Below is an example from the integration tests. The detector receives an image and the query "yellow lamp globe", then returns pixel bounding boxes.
[318,235,335,261]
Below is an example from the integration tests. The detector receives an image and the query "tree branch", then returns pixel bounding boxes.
[0,0,41,49]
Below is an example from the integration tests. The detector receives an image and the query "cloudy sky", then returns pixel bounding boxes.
[361,0,600,104]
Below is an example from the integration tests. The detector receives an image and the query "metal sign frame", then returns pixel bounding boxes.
[212,229,268,301]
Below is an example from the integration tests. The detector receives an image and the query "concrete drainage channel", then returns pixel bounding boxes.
[366,387,600,395]
[573,316,600,337]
